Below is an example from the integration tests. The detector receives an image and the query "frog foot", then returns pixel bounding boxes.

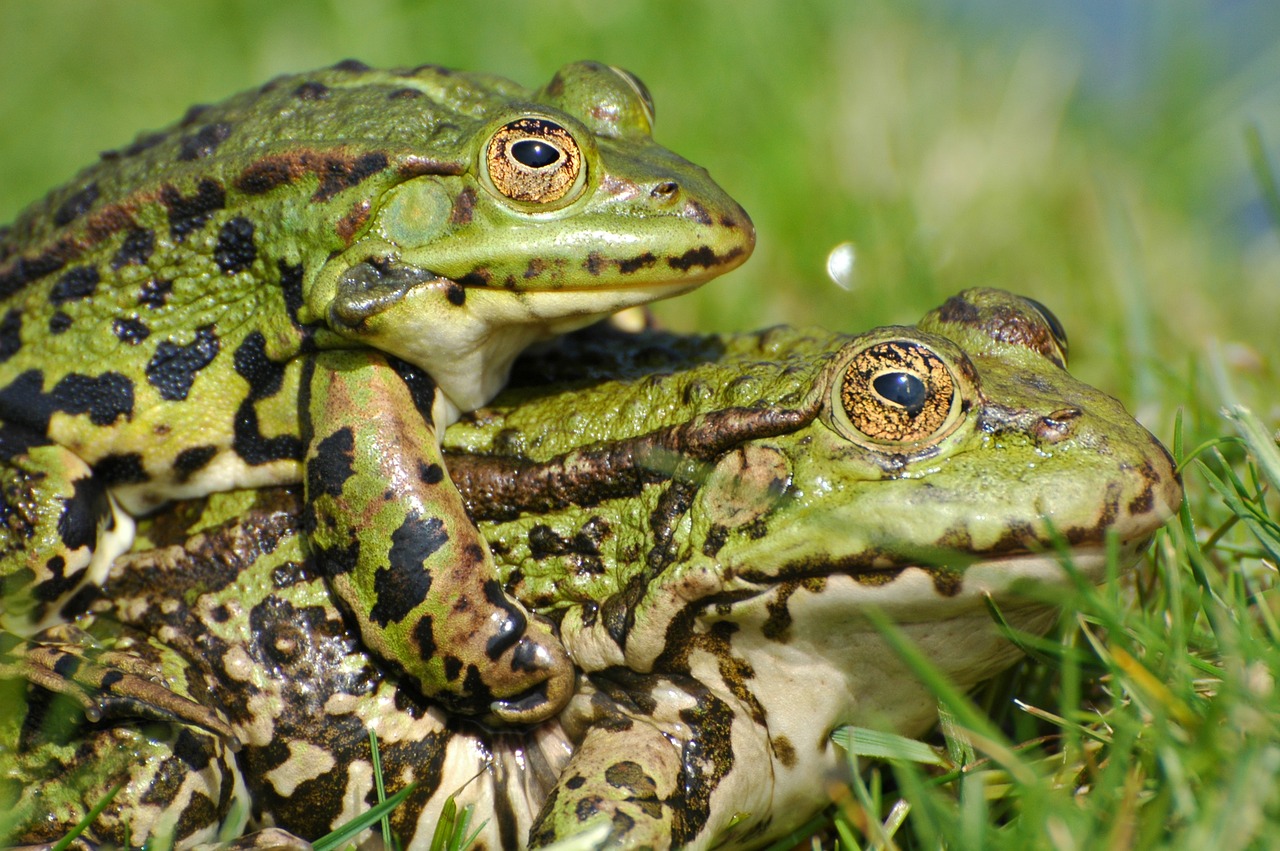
[0,627,241,749]
[483,612,576,726]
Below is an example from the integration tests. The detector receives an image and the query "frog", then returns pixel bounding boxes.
[0,289,1182,849]
[0,59,754,727]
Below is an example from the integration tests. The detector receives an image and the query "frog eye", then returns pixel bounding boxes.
[827,339,967,448]
[606,65,656,129]
[1020,296,1069,365]
[485,117,585,205]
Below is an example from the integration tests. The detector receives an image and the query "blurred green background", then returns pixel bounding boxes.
[2,0,1276,443]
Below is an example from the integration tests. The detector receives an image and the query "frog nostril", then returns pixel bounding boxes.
[651,180,679,200]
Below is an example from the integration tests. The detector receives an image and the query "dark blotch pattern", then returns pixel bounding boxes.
[0,309,21,363]
[92,453,149,485]
[481,578,527,661]
[174,445,218,483]
[53,183,100,227]
[0,369,138,435]
[49,266,99,305]
[137,278,173,309]
[232,331,303,466]
[55,475,110,553]
[48,312,72,334]
[146,326,220,401]
[112,317,151,345]
[368,513,448,626]
[213,217,256,274]
[306,428,355,498]
[386,357,438,423]
[161,179,227,242]
[112,228,156,269]
[293,81,330,100]
[177,123,233,161]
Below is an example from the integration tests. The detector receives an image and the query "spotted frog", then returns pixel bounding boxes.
[0,290,1181,848]
[0,60,753,725]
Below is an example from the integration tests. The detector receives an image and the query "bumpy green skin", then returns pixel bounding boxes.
[0,290,1182,849]
[0,60,754,725]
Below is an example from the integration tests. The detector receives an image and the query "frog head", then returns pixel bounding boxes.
[311,61,754,411]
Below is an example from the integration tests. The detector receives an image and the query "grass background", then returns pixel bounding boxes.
[3,2,1279,848]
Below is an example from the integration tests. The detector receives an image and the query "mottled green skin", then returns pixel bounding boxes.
[0,291,1181,849]
[0,60,753,725]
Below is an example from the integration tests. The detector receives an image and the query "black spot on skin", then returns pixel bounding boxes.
[450,188,476,225]
[315,152,389,202]
[482,579,527,661]
[686,199,712,225]
[53,183,99,227]
[48,312,72,334]
[445,282,466,306]
[0,240,74,301]
[112,316,151,345]
[137,278,173,309]
[566,775,587,790]
[413,615,438,662]
[146,326,220,401]
[160,178,226,242]
[173,445,217,483]
[0,370,134,435]
[419,462,444,484]
[233,331,287,400]
[177,123,233,161]
[49,266,99,305]
[55,475,110,553]
[112,228,156,269]
[457,270,490,288]
[667,245,718,272]
[213,217,256,274]
[52,651,81,679]
[294,81,330,100]
[179,103,211,127]
[234,401,304,466]
[56,372,135,426]
[702,524,728,558]
[277,260,307,329]
[314,539,360,578]
[584,252,605,276]
[386,357,438,422]
[0,309,21,362]
[388,87,423,100]
[332,58,372,72]
[92,453,148,485]
[172,728,214,771]
[618,252,656,274]
[307,428,355,498]
[368,513,447,626]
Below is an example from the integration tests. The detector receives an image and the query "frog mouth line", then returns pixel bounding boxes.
[730,539,1151,602]
[451,244,751,292]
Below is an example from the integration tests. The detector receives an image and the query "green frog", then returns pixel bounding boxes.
[0,290,1181,849]
[0,60,754,725]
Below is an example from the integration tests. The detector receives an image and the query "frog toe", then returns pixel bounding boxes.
[488,628,576,726]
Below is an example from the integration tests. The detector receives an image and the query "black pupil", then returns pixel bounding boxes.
[511,139,560,168]
[873,372,927,416]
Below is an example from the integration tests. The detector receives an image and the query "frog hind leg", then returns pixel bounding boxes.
[0,625,240,747]
[302,350,574,726]
[0,429,134,632]
[0,625,244,850]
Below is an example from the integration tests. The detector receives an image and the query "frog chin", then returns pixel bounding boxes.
[378,279,703,414]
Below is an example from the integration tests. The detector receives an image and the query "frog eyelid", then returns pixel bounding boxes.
[482,115,588,208]
[824,336,971,450]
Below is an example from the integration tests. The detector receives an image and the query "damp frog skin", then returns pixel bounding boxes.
[0,60,753,725]
[0,290,1180,849]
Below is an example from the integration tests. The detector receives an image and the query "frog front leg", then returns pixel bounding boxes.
[302,350,574,725]
[0,431,134,631]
